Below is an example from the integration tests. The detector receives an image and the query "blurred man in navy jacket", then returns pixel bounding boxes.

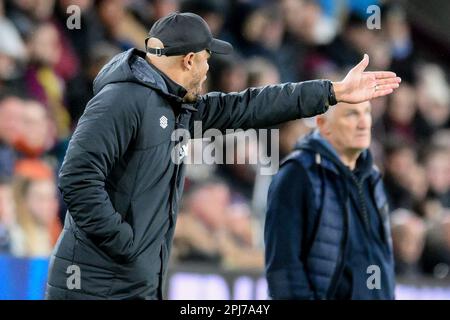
[265,101,395,300]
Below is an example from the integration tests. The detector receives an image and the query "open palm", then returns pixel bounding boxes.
[335,54,401,104]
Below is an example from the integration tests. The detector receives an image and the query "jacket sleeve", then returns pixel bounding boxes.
[58,84,142,263]
[264,160,316,299]
[192,80,331,134]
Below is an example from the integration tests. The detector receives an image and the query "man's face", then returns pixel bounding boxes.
[320,101,372,154]
[184,50,210,102]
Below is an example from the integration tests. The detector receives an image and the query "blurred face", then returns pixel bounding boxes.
[408,165,428,200]
[279,120,311,155]
[385,147,417,187]
[25,179,58,227]
[0,97,25,144]
[388,84,416,124]
[425,151,450,194]
[151,0,180,20]
[183,50,210,103]
[392,219,426,263]
[318,101,372,155]
[21,101,49,150]
[220,65,248,93]
[189,183,230,230]
[98,0,124,29]
[29,23,61,66]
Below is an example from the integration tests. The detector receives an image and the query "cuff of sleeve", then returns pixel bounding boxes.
[325,80,338,106]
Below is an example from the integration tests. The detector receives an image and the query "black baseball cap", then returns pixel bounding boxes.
[145,12,233,56]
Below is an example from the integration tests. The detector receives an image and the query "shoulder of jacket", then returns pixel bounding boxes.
[281,149,316,169]
[370,164,383,182]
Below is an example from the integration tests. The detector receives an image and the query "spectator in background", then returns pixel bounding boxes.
[422,145,450,208]
[385,5,415,83]
[391,209,427,278]
[14,159,60,257]
[277,119,313,159]
[422,212,450,279]
[24,22,71,138]
[94,0,148,51]
[0,0,27,91]
[431,129,450,150]
[208,53,248,93]
[415,64,450,139]
[380,82,419,145]
[174,180,230,265]
[54,0,102,65]
[174,180,264,270]
[6,0,80,81]
[5,0,56,36]
[226,201,262,251]
[65,42,122,124]
[0,95,23,179]
[0,178,25,255]
[246,57,282,218]
[14,99,55,159]
[246,57,280,88]
[383,139,419,211]
[209,54,254,201]
[324,12,373,70]
[126,0,181,33]
[149,0,181,24]
[240,3,285,58]
[181,0,228,38]
[282,0,336,47]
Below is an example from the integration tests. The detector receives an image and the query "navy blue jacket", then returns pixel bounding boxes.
[265,131,395,299]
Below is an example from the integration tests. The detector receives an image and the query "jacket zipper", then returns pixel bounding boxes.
[350,174,371,234]
[350,173,376,270]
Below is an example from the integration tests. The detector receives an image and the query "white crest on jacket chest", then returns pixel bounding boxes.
[159,115,168,129]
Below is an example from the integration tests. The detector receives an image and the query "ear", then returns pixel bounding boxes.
[316,115,330,135]
[316,115,325,129]
[182,52,195,71]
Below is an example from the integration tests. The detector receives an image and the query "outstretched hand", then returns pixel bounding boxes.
[332,54,401,104]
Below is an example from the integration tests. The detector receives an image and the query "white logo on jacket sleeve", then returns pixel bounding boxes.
[160,116,168,129]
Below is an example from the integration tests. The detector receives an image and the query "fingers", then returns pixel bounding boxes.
[375,83,400,91]
[376,77,402,85]
[354,54,369,72]
[368,71,399,79]
[373,88,394,98]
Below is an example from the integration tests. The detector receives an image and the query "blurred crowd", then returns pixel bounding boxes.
[0,0,449,280]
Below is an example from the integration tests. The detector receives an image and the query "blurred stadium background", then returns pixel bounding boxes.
[0,0,449,299]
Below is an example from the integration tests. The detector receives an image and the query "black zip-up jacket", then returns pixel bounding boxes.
[46,48,333,300]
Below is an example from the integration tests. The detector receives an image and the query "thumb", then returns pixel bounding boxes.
[354,54,369,72]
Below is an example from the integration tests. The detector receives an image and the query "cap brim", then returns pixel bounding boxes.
[209,38,233,55]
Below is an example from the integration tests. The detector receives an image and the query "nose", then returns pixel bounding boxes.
[358,113,372,130]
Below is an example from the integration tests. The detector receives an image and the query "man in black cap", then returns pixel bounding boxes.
[46,12,401,300]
